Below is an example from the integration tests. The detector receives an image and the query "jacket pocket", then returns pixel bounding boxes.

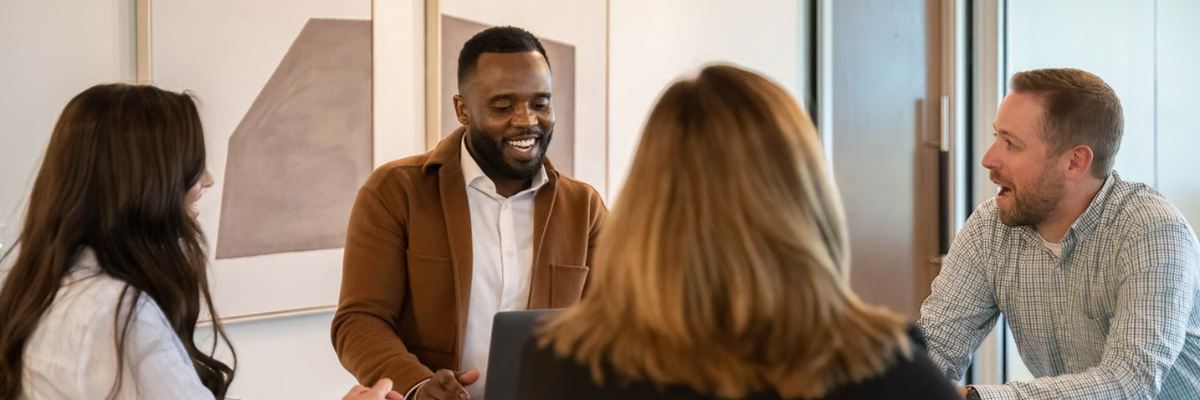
[549,263,590,308]
[403,250,456,353]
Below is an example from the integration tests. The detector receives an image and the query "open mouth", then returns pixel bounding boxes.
[996,184,1013,197]
[504,135,540,152]
[506,137,537,150]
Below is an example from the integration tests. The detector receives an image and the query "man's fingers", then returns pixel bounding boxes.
[455,368,480,385]
[435,369,457,386]
[426,385,466,400]
[427,369,469,400]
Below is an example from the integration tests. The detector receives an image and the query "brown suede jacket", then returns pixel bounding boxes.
[331,127,606,393]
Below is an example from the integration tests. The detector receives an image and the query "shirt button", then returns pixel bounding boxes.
[505,250,515,257]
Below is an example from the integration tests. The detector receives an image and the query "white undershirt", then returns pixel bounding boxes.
[457,137,546,399]
[1041,236,1064,258]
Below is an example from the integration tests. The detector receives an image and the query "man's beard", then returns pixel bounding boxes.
[995,164,1064,228]
[468,124,552,181]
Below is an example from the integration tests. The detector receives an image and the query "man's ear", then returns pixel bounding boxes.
[1065,143,1094,180]
[452,94,469,126]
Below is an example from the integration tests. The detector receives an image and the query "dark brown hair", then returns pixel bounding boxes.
[457,25,549,88]
[1010,68,1124,178]
[0,83,234,399]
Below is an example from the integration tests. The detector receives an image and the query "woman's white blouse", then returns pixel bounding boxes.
[20,249,215,399]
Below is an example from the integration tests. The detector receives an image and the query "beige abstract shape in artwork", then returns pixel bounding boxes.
[216,18,372,259]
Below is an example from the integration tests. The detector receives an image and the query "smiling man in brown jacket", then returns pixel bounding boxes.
[331,27,606,400]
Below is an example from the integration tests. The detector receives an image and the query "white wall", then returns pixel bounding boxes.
[0,0,136,251]
[1156,0,1200,229]
[606,0,803,202]
[1005,0,1157,185]
[1005,0,1200,236]
[372,0,427,166]
[197,312,355,400]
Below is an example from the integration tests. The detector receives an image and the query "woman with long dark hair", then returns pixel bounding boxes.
[0,83,397,400]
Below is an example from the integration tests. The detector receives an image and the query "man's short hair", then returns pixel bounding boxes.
[457,26,549,89]
[1010,68,1123,178]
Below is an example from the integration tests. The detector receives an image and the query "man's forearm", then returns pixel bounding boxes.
[969,365,1129,400]
[333,312,434,392]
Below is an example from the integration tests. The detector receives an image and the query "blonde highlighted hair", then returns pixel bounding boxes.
[539,65,912,399]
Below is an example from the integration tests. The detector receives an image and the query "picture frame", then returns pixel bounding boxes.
[145,0,373,322]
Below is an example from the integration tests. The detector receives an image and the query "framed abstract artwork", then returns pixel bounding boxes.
[148,0,372,321]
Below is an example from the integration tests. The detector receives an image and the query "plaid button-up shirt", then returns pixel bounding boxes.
[917,172,1200,399]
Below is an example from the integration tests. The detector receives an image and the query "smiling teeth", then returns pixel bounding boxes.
[507,138,535,149]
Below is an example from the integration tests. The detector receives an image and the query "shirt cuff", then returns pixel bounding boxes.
[403,378,431,400]
[971,384,1020,400]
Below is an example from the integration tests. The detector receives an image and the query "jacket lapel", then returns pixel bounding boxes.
[426,127,474,351]
[527,161,558,309]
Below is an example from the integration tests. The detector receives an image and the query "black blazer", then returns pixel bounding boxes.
[515,326,960,400]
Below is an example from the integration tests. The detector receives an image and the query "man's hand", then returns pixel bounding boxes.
[342,378,403,400]
[415,368,480,400]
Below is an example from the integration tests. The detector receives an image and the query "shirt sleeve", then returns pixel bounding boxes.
[970,222,1200,400]
[123,296,218,400]
[917,205,1003,380]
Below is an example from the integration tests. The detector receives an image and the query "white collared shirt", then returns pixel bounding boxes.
[20,248,214,400]
[457,137,546,399]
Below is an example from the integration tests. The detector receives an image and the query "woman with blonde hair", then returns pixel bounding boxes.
[515,65,958,399]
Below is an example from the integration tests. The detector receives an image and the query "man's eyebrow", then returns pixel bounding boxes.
[486,94,516,103]
[992,123,1009,137]
[487,92,553,102]
[994,128,1025,146]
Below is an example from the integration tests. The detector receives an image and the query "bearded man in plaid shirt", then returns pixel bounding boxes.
[918,68,1200,400]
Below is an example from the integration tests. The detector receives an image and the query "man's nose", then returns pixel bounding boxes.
[981,140,1001,171]
[511,105,536,128]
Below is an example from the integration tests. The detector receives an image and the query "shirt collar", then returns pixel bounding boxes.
[65,247,103,283]
[1064,171,1121,242]
[459,135,548,197]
